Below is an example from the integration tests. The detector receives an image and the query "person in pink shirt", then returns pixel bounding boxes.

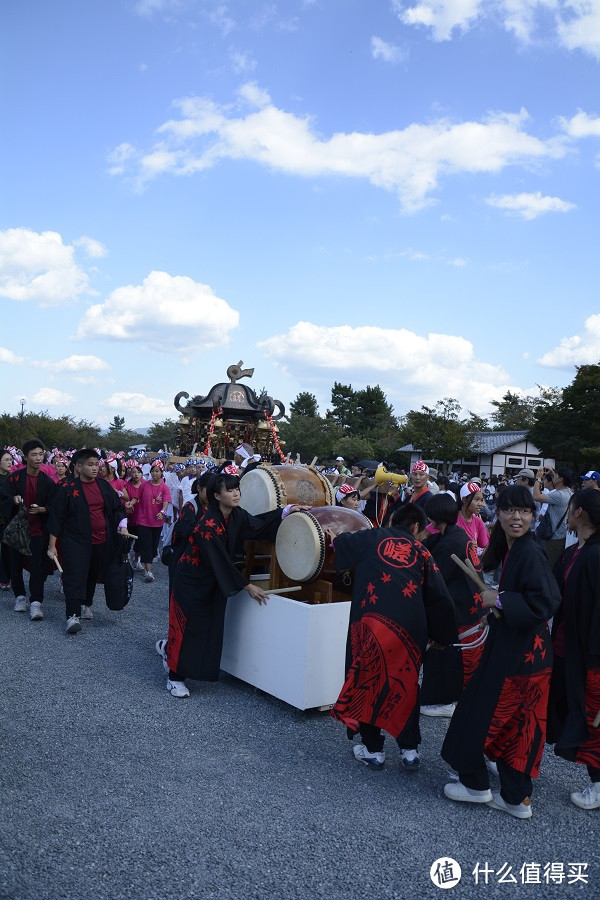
[136,461,171,582]
[458,482,490,553]
[123,463,144,570]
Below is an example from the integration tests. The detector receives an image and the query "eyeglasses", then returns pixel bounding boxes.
[499,507,534,517]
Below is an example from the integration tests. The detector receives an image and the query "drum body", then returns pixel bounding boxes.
[239,464,335,516]
[275,506,372,587]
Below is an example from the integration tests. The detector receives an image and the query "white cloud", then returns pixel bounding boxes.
[393,1,600,57]
[31,388,76,407]
[111,88,567,211]
[74,236,108,259]
[557,0,600,57]
[258,321,517,413]
[538,313,600,367]
[104,392,173,417]
[52,355,109,373]
[0,228,98,305]
[394,0,482,41]
[0,347,109,374]
[229,48,257,74]
[0,347,27,366]
[370,35,406,64]
[75,270,239,353]
[559,110,600,138]
[106,142,138,176]
[485,190,576,218]
[238,81,271,109]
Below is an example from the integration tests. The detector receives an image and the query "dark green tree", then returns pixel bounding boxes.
[529,365,599,469]
[289,392,319,418]
[108,415,126,433]
[147,418,178,450]
[0,411,102,450]
[349,385,396,434]
[326,382,355,428]
[399,397,472,472]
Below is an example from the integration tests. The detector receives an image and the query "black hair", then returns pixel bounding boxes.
[437,475,451,490]
[481,485,535,571]
[461,487,483,512]
[569,488,600,529]
[207,463,240,504]
[556,466,575,489]
[192,469,216,497]
[390,502,427,532]
[1,448,13,462]
[425,493,458,527]
[22,438,44,456]
[77,448,100,463]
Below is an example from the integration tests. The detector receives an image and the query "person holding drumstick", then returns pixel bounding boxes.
[442,485,561,819]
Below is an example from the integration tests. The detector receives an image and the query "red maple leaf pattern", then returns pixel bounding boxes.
[524,651,535,664]
[367,582,375,595]
[533,634,543,651]
[402,580,417,598]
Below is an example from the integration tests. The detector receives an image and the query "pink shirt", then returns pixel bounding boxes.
[457,513,489,550]
[125,481,144,526]
[136,480,172,528]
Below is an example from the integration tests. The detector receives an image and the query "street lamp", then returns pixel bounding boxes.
[18,398,26,448]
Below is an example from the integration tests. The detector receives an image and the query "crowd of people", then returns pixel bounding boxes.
[1,439,599,819]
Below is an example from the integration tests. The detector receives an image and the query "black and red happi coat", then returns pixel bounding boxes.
[442,532,561,777]
[331,526,457,739]
[166,502,282,681]
[421,526,488,705]
[47,476,126,598]
[549,531,600,769]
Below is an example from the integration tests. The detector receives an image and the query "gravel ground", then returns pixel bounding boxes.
[0,564,597,900]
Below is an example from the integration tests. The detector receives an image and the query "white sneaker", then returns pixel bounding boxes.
[444,781,492,803]
[167,679,189,698]
[14,596,28,612]
[155,639,169,672]
[66,615,81,635]
[353,743,385,768]
[570,782,600,810]
[487,790,532,819]
[485,757,499,777]
[144,571,154,583]
[135,561,145,572]
[420,703,456,717]
[81,605,93,620]
[29,601,44,621]
[399,748,420,770]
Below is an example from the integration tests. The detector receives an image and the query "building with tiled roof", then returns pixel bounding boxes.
[398,431,555,478]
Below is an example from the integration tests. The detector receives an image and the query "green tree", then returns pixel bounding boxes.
[326,382,355,428]
[399,397,472,472]
[102,429,148,454]
[529,365,599,469]
[108,415,126,433]
[277,416,343,465]
[0,411,102,450]
[349,385,396,434]
[289,392,319,418]
[147,418,178,450]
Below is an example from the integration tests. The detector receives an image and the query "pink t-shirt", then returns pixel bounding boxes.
[457,513,489,550]
[125,481,144,526]
[108,477,127,496]
[136,479,172,528]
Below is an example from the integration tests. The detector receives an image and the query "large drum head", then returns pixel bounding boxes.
[239,466,281,515]
[275,512,325,582]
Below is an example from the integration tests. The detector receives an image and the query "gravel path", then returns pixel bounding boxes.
[1,565,597,899]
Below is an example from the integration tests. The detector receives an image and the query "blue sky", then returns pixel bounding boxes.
[1,0,599,431]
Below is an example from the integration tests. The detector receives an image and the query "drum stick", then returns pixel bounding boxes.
[450,554,501,620]
[265,586,302,595]
[593,710,600,729]
[51,553,63,574]
[310,457,317,467]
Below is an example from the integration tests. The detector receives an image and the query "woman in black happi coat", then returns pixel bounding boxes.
[548,489,600,811]
[442,486,561,820]
[162,463,305,699]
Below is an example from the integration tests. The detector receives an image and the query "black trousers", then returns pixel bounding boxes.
[359,700,422,753]
[137,525,161,564]
[65,542,106,618]
[10,535,46,603]
[0,523,11,584]
[459,757,532,805]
